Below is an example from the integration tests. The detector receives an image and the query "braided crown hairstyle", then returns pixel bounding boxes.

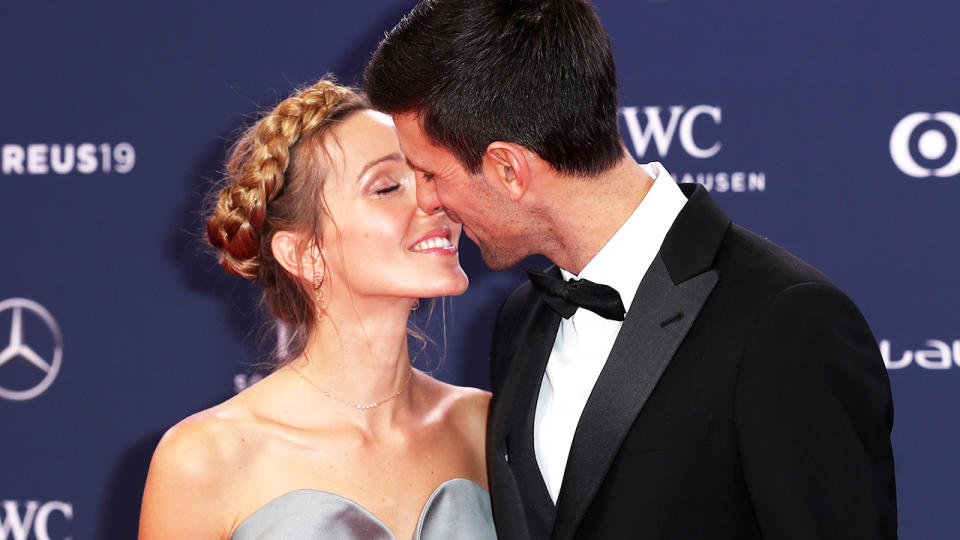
[206,78,369,360]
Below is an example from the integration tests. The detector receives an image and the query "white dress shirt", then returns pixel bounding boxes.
[533,162,688,503]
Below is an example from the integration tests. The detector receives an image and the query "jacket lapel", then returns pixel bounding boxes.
[550,184,730,540]
[489,284,562,459]
[489,286,562,540]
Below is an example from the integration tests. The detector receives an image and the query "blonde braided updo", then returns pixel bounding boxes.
[206,78,368,337]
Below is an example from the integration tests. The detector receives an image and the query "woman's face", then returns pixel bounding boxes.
[317,110,468,303]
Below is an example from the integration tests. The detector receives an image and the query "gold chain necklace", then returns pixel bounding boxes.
[291,351,413,410]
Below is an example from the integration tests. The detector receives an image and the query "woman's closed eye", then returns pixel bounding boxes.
[369,175,405,197]
[375,183,401,196]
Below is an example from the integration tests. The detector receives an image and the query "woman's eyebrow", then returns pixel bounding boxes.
[356,152,404,182]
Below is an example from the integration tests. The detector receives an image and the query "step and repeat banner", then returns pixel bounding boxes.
[2,1,957,538]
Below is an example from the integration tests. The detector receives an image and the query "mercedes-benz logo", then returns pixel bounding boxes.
[0,298,63,401]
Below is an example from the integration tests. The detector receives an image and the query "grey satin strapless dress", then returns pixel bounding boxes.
[231,478,497,540]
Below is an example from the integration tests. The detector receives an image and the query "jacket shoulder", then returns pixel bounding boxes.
[718,224,838,293]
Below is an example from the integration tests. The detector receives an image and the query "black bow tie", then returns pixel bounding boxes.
[526,268,626,321]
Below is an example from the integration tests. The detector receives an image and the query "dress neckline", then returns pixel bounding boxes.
[231,477,487,540]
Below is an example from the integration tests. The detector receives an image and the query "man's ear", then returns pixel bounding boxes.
[482,142,531,202]
[271,231,317,282]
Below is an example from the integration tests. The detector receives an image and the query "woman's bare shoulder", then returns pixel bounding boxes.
[139,398,260,539]
[418,372,490,420]
[448,384,492,425]
[418,373,490,446]
[155,403,249,475]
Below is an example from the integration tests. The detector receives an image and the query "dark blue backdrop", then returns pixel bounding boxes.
[2,1,957,538]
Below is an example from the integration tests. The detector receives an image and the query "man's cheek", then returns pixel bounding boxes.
[444,207,463,223]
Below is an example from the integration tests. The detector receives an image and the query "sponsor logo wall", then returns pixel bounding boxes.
[1,1,956,539]
[0,501,72,540]
[881,339,960,370]
[0,299,63,402]
[890,112,960,178]
[1,143,135,176]
[619,105,767,193]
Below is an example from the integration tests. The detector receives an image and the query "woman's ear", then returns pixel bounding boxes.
[271,231,317,281]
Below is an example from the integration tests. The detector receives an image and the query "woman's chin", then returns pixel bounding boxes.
[448,276,470,296]
[419,271,469,298]
[449,269,470,295]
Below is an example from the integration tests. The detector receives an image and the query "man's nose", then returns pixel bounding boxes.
[416,174,444,215]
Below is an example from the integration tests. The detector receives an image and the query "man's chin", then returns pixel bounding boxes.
[478,244,523,271]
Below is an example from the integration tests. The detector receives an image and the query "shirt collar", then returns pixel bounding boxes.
[559,162,687,313]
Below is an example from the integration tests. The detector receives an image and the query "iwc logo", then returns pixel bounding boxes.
[890,112,960,178]
[0,500,73,540]
[618,105,767,193]
[0,298,63,401]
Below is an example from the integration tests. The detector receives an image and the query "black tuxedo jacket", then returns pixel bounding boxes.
[487,184,897,540]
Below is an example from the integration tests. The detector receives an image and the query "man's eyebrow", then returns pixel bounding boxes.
[405,156,431,174]
[356,152,404,182]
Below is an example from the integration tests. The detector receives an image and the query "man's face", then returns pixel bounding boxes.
[392,113,527,270]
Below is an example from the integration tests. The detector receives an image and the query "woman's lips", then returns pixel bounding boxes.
[409,227,457,254]
[411,237,456,253]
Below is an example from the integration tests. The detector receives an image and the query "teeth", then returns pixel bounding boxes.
[413,237,453,251]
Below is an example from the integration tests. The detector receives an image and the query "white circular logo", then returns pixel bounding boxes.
[890,112,960,178]
[0,298,63,401]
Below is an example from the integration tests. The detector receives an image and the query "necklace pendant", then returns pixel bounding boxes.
[291,357,413,411]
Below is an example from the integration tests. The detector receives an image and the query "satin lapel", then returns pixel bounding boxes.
[489,290,562,540]
[550,255,719,540]
[490,295,561,455]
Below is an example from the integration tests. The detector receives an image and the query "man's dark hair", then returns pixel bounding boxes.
[364,0,624,177]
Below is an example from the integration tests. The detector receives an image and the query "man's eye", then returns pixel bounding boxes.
[376,184,400,195]
[422,172,436,181]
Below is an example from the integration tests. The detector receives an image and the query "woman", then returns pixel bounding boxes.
[139,79,495,539]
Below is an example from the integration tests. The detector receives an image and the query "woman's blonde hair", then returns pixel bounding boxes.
[206,77,369,362]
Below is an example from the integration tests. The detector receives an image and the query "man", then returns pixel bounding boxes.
[365,1,897,538]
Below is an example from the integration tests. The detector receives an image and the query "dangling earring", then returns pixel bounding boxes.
[314,271,326,320]
[411,299,420,311]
